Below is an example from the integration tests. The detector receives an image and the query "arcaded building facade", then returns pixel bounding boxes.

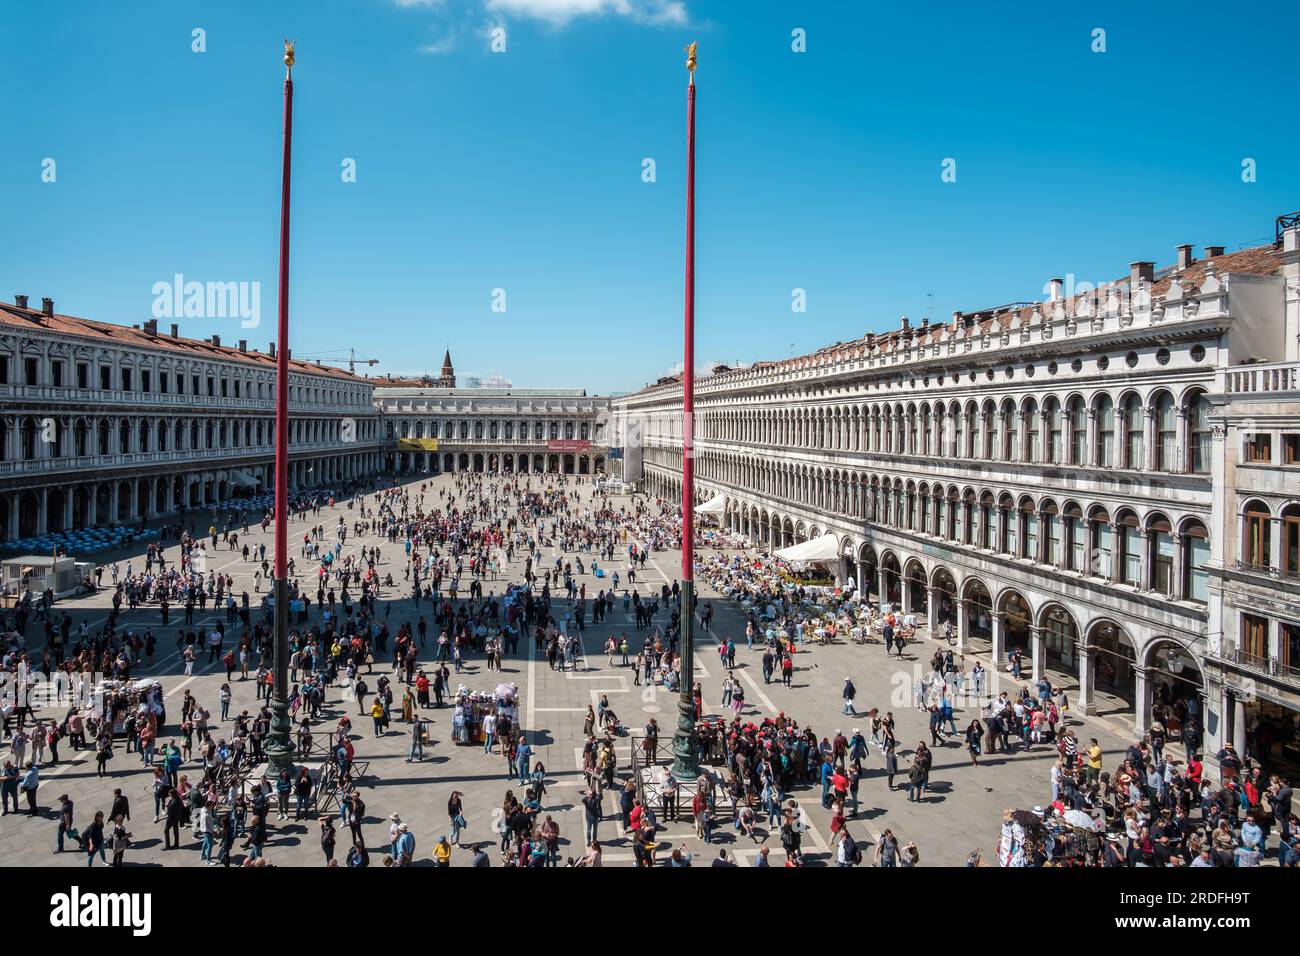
[614,214,1300,768]
[0,296,383,543]
[375,362,611,476]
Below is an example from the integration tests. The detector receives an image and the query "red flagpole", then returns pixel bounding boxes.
[267,41,297,774]
[275,62,292,594]
[681,76,695,584]
[671,45,699,781]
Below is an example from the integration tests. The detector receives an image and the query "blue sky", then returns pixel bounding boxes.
[1,1,1297,394]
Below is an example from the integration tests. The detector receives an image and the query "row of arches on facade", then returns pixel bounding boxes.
[0,451,380,542]
[693,387,1212,474]
[2,415,374,463]
[390,451,606,476]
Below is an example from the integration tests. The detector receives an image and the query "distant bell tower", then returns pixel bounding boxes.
[438,350,456,388]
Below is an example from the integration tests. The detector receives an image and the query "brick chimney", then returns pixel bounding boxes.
[1048,278,1064,301]
[41,297,54,316]
[13,294,28,309]
[1204,245,1225,258]
[210,334,221,347]
[143,319,158,335]
[269,342,276,358]
[238,339,247,352]
[1177,244,1194,270]
[1129,261,1154,286]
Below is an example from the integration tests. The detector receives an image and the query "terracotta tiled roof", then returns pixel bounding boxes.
[624,240,1285,397]
[0,299,361,380]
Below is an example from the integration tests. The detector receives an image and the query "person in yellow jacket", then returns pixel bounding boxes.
[432,835,452,867]
[370,698,385,738]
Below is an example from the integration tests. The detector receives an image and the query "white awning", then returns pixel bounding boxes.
[694,493,728,517]
[774,534,842,568]
[230,470,258,488]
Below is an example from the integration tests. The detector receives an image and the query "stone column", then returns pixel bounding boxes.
[927,585,939,631]
[1086,408,1099,467]
[1139,527,1152,590]
[37,488,49,535]
[1076,644,1097,715]
[1107,523,1120,584]
[955,599,968,651]
[1133,665,1151,735]
[1232,693,1247,756]
[990,611,1006,664]
[1143,407,1157,472]
[1174,408,1189,474]
[1030,626,1046,683]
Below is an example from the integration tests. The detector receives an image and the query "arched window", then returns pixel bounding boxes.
[1064,503,1084,571]
[1118,511,1141,586]
[1091,508,1113,578]
[999,494,1016,554]
[1155,393,1177,471]
[1183,520,1210,602]
[1003,400,1020,461]
[1149,516,1174,596]
[963,404,977,458]
[1045,398,1062,463]
[1068,398,1087,465]
[983,404,999,460]
[1188,392,1211,473]
[1021,498,1038,560]
[1025,399,1040,463]
[1095,395,1115,467]
[1041,500,1060,565]
[979,492,994,549]
[1123,395,1144,468]
[1243,501,1271,568]
[1283,504,1300,578]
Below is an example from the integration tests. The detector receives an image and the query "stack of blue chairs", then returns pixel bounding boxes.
[0,525,161,558]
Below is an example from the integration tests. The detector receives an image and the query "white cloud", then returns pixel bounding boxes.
[419,30,460,54]
[493,0,685,26]
[400,0,684,56]
[403,0,684,29]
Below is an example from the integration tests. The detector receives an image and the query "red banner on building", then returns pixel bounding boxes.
[547,439,591,453]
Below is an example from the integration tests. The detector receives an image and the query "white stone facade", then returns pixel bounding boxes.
[614,220,1300,763]
[375,387,611,476]
[0,302,383,541]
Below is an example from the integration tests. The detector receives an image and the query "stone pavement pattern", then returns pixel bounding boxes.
[2,474,1144,867]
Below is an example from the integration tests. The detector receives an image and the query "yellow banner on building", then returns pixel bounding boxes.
[396,438,439,451]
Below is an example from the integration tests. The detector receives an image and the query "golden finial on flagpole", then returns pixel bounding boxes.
[685,41,697,83]
[283,39,296,77]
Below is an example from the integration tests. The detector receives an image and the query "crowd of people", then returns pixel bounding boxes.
[1,468,1295,869]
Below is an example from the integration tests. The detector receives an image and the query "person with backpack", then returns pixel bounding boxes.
[875,828,899,867]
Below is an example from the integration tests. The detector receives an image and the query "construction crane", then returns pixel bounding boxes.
[296,348,379,375]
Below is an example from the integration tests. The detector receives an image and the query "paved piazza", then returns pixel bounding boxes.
[2,472,1151,868]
